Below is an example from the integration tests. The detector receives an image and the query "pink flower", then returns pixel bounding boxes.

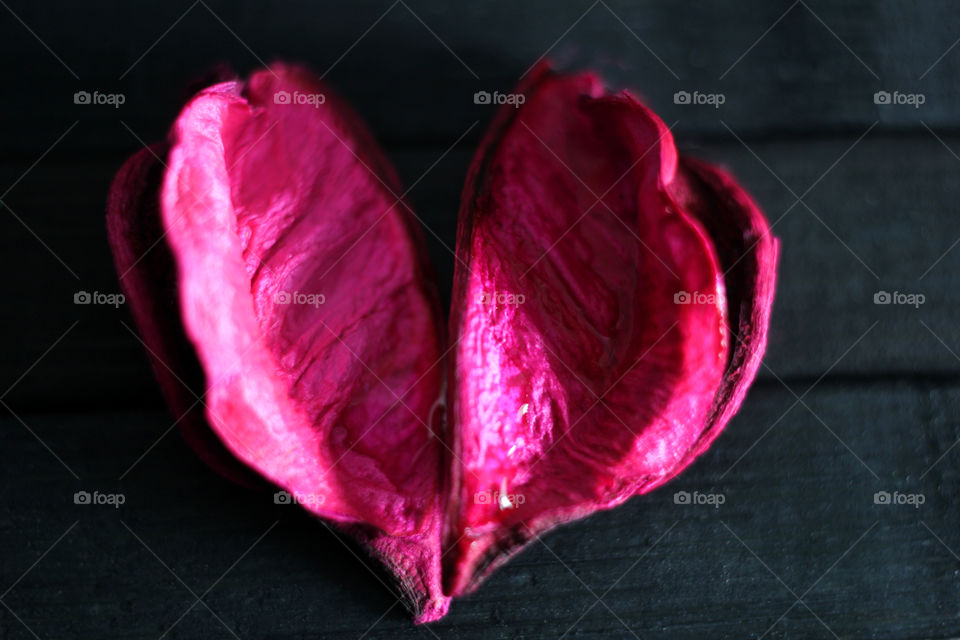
[107,62,777,623]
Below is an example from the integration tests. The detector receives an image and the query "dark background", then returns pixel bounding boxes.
[1,1,958,638]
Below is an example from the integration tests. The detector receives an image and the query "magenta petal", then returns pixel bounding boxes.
[666,156,779,461]
[107,61,776,623]
[444,65,732,595]
[108,65,449,621]
[108,142,265,487]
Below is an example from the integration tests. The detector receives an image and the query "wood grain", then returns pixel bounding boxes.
[1,0,958,637]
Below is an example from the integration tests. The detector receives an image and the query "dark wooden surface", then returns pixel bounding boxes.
[1,1,959,638]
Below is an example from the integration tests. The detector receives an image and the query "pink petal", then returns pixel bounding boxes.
[444,65,733,595]
[108,65,449,621]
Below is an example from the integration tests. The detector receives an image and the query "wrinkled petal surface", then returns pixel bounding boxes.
[108,61,777,623]
[109,65,449,621]
[444,66,764,594]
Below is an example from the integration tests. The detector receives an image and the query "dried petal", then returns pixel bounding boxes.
[443,65,768,594]
[108,142,263,487]
[107,62,776,623]
[108,65,449,621]
[667,157,779,448]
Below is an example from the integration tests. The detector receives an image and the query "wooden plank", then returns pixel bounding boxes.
[1,382,957,638]
[1,1,958,638]
[0,0,958,155]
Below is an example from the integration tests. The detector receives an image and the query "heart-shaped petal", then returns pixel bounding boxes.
[107,62,776,623]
